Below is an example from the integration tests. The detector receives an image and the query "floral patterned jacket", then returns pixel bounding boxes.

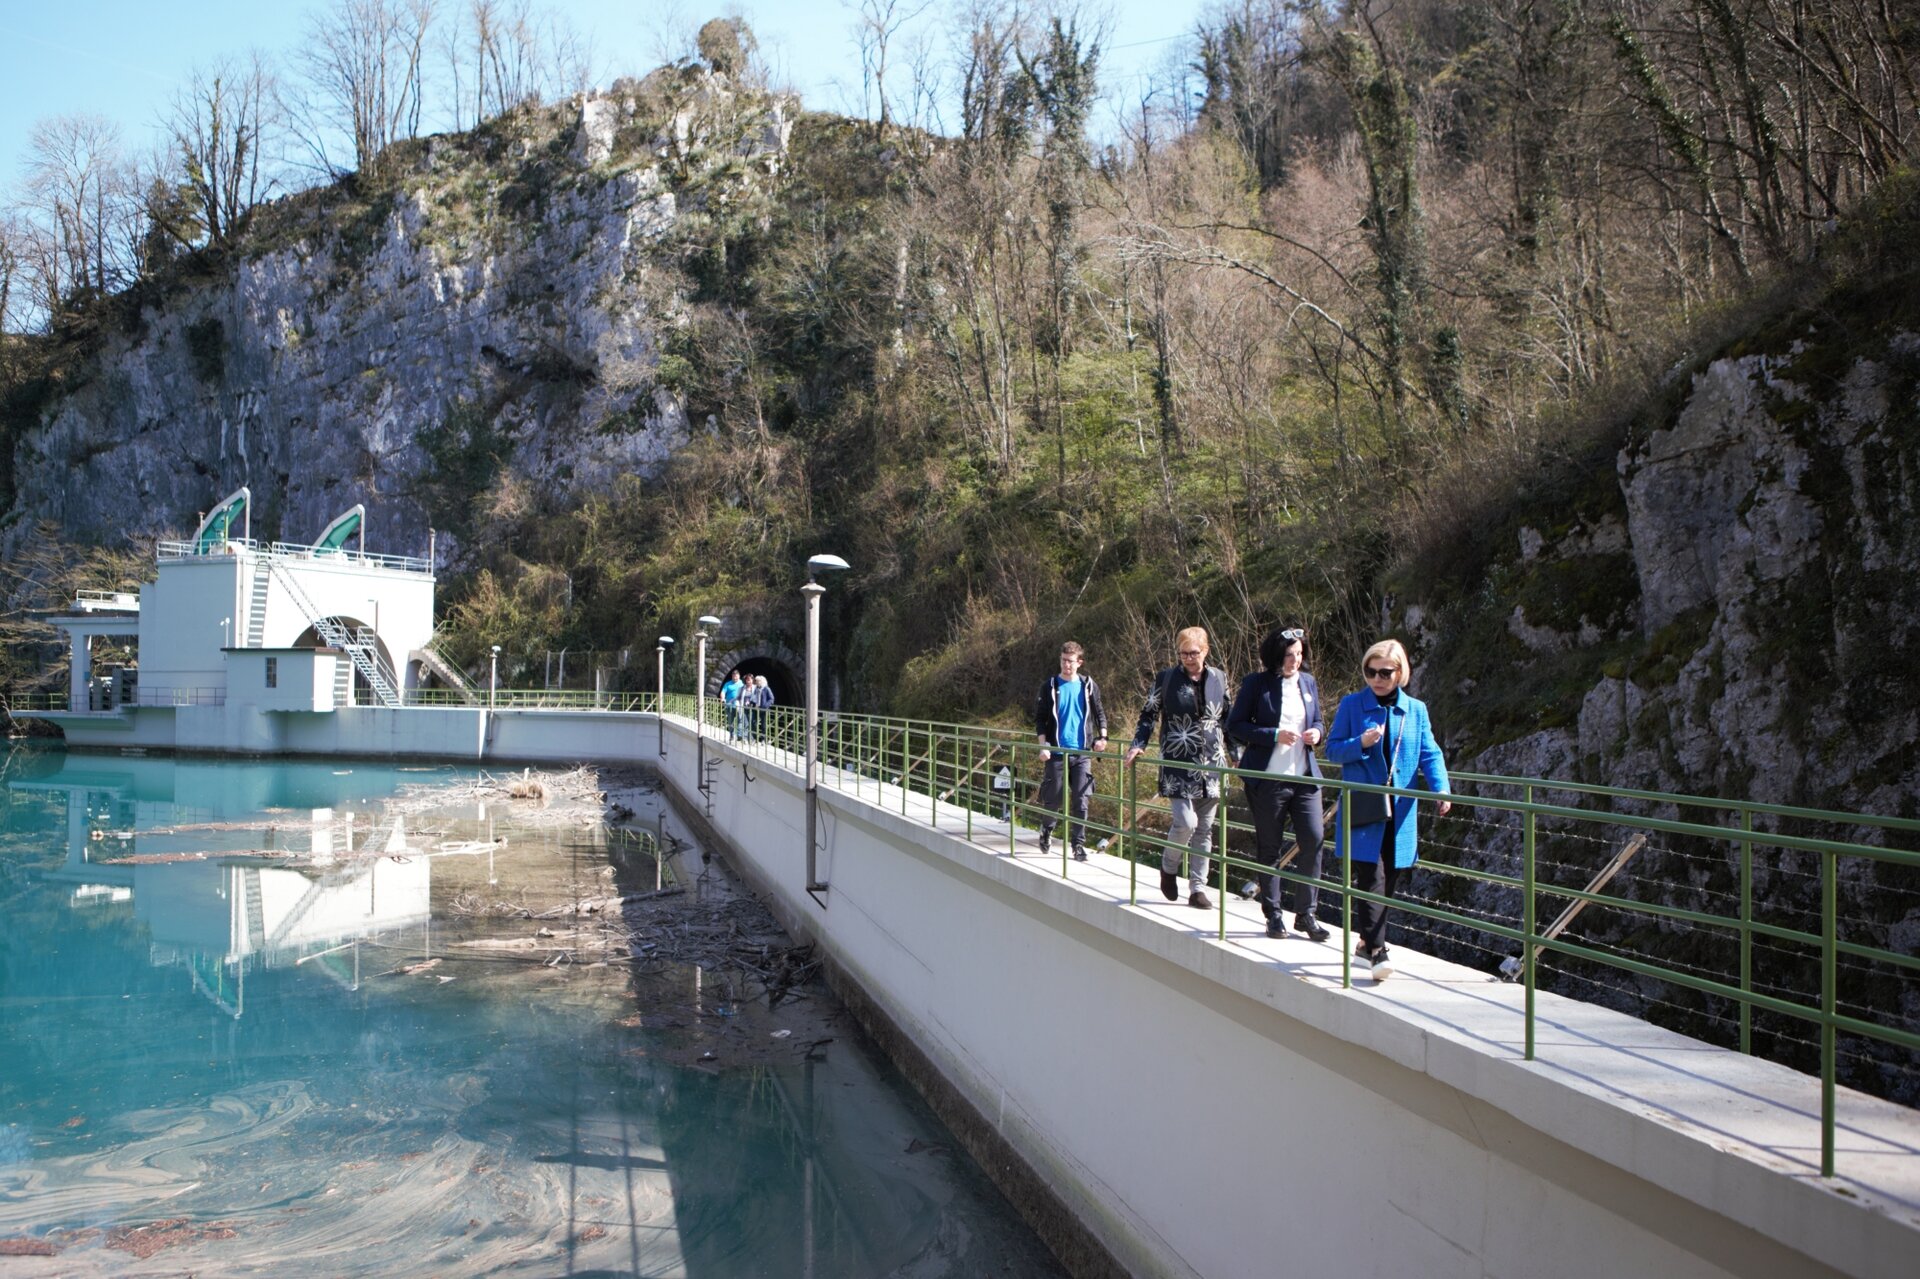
[1131,666,1233,799]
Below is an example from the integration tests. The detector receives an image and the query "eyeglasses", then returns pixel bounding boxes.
[1365,666,1399,680]
[1178,649,1205,658]
[1280,628,1304,640]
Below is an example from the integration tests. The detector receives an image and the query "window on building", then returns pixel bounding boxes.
[265,657,278,688]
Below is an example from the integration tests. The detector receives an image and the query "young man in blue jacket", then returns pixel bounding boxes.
[1033,642,1108,860]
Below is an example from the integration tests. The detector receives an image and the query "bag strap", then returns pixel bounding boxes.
[1380,708,1405,781]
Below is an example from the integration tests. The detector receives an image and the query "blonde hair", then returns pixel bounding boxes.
[1174,626,1209,656]
[1362,638,1411,688]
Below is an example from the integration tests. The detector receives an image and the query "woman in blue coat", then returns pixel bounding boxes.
[1325,638,1451,981]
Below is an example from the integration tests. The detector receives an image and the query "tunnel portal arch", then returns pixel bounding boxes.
[710,643,802,710]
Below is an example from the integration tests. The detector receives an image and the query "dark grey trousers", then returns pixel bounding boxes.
[1244,777,1325,921]
[1038,753,1094,848]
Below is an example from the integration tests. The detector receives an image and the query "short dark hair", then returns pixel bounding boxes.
[1259,626,1306,673]
[1060,641,1084,659]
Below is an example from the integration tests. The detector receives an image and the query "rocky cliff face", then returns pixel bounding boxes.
[1441,319,1919,818]
[1400,278,1919,1097]
[4,72,791,563]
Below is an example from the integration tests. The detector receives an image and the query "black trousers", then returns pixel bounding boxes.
[1038,753,1094,847]
[1351,857,1404,953]
[1244,778,1325,922]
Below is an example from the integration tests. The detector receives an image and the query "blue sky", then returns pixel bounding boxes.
[0,0,1204,188]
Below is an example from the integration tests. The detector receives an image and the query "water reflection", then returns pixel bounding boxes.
[0,750,1062,1277]
[14,753,432,1011]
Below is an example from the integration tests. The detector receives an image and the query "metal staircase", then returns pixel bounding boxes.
[410,644,480,705]
[263,814,404,957]
[264,561,404,708]
[242,868,266,951]
[244,562,271,647]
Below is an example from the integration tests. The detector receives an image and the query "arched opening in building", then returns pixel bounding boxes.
[717,655,801,710]
[292,617,397,704]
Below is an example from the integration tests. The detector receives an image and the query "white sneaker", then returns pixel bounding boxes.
[1370,949,1394,981]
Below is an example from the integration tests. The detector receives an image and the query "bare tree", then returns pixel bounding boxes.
[162,53,279,249]
[20,114,139,305]
[0,212,25,333]
[444,0,595,130]
[849,0,935,132]
[294,0,438,177]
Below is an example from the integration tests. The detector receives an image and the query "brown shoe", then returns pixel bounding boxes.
[1189,889,1212,910]
[1160,871,1179,901]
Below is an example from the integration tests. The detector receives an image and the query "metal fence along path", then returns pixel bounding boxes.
[651,692,1920,1183]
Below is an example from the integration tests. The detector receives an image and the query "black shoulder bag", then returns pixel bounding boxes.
[1346,714,1404,828]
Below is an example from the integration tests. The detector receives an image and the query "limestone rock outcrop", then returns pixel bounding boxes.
[4,75,791,563]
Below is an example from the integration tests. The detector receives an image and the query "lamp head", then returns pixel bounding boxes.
[697,614,722,631]
[806,553,851,584]
[490,645,501,654]
[658,636,674,646]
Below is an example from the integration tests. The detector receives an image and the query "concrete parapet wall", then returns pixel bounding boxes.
[651,719,1914,1279]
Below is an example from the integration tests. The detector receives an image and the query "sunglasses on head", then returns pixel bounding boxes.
[1365,666,1398,680]
[1280,628,1304,640]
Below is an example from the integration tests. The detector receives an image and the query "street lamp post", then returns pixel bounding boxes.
[695,615,721,792]
[489,645,500,709]
[656,636,674,759]
[803,554,849,899]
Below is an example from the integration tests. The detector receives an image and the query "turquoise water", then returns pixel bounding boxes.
[0,749,1063,1276]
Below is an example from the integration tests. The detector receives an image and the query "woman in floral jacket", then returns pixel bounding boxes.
[1127,626,1232,909]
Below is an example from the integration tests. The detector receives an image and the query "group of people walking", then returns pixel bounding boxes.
[721,670,775,740]
[1032,626,1450,982]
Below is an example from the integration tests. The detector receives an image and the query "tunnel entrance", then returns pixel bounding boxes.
[712,646,802,710]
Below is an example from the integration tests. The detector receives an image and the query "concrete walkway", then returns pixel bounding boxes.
[711,722,1920,1252]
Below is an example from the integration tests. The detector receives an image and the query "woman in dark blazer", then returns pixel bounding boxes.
[1227,626,1329,941]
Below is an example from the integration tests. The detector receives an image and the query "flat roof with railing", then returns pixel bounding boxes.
[155,538,432,575]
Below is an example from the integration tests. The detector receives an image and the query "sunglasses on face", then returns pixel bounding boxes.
[1365,666,1399,680]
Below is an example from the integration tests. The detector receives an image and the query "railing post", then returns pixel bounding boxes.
[1740,809,1754,1055]
[1524,783,1537,1062]
[1822,848,1837,1177]
[1009,743,1018,857]
[1217,780,1228,940]
[966,736,974,841]
[1340,780,1352,989]
[1058,746,1070,877]
[1127,756,1138,906]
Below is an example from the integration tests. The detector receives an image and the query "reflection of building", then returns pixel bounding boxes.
[14,754,430,1015]
[41,490,443,753]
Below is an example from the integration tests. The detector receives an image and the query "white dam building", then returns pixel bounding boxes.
[44,489,450,753]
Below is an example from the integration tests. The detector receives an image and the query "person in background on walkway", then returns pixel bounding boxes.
[738,674,760,741]
[1127,627,1233,910]
[747,674,775,742]
[1227,626,1329,942]
[721,669,745,739]
[1033,641,1109,861]
[1325,638,1451,981]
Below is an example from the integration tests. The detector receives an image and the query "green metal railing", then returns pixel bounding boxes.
[406,687,654,711]
[656,698,1920,1179]
[2,692,72,713]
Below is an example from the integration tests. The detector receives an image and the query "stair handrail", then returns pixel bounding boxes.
[409,644,480,705]
[268,563,402,707]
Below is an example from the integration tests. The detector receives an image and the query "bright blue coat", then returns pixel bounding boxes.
[1325,687,1449,868]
